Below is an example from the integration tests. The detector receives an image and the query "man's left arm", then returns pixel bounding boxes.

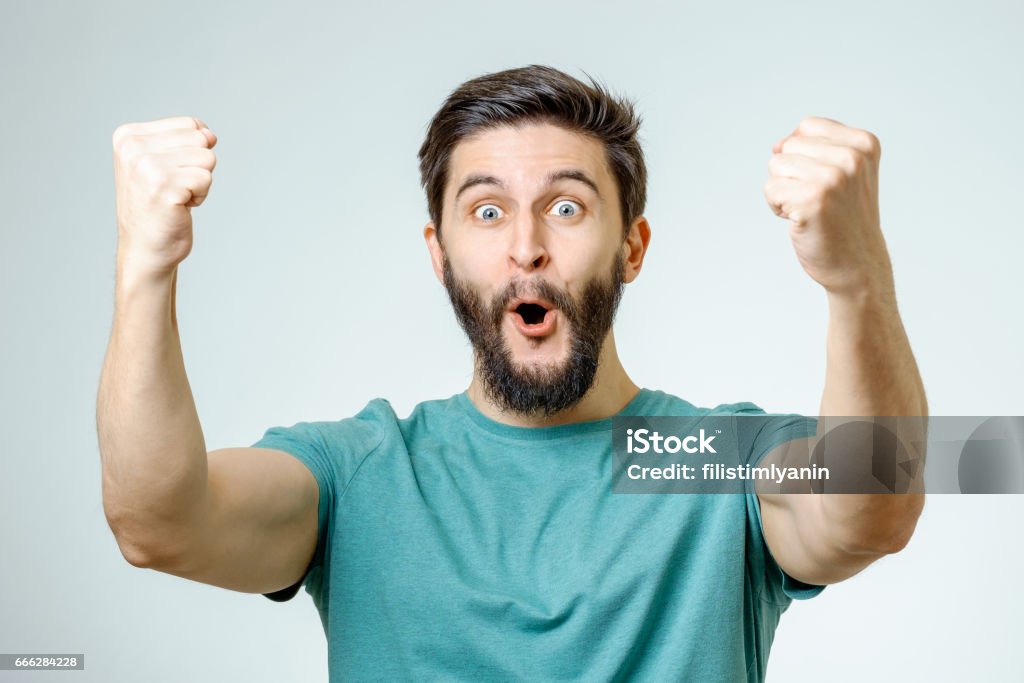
[759,116,928,586]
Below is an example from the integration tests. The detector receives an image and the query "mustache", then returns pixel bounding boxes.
[487,278,579,329]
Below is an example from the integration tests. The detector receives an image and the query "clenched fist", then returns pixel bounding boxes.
[763,116,894,299]
[112,116,217,278]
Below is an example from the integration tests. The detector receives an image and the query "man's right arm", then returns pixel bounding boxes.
[96,117,319,595]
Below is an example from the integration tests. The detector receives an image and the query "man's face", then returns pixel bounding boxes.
[425,122,632,417]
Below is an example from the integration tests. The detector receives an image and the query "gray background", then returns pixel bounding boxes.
[1,0,1021,680]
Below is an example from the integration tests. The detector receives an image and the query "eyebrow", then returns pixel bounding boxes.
[453,168,602,204]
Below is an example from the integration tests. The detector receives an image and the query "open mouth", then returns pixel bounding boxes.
[515,302,549,325]
[509,299,557,337]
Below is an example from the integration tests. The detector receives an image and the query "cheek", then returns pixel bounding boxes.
[443,247,500,300]
[448,248,495,286]
[557,240,615,279]
[447,232,509,275]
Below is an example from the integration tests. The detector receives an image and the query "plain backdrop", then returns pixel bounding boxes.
[1,0,1021,681]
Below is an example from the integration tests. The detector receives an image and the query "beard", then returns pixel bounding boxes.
[441,250,626,419]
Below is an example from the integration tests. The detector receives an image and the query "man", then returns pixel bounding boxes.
[98,65,927,681]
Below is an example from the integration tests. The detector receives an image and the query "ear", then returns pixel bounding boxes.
[621,216,652,284]
[423,221,446,285]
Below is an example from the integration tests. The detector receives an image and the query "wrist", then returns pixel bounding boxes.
[116,248,177,293]
[825,270,896,309]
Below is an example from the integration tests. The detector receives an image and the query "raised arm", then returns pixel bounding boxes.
[758,116,927,586]
[96,118,318,594]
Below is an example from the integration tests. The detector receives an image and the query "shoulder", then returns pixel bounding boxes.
[302,398,400,457]
[639,388,766,416]
[313,393,468,451]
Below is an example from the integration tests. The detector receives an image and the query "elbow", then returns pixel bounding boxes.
[867,526,915,555]
[837,529,909,557]
[839,495,925,556]
[103,502,173,569]
[110,525,186,570]
[105,505,153,569]
[115,536,157,568]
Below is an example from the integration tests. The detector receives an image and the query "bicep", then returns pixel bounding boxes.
[758,491,886,586]
[756,437,888,586]
[148,447,320,595]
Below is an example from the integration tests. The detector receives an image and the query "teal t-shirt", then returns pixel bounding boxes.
[251,388,825,682]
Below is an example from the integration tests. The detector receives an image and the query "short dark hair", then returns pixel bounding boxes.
[417,64,647,242]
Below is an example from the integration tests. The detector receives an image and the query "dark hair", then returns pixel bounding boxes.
[417,64,647,242]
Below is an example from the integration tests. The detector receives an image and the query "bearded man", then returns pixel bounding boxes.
[98,64,926,682]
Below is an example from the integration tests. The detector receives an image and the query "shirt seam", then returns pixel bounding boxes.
[331,426,388,503]
[453,390,663,443]
[459,418,619,446]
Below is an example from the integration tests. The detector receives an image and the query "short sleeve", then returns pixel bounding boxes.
[248,400,392,604]
[734,403,827,603]
[250,422,335,603]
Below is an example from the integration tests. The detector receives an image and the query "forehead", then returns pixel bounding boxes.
[446,122,613,201]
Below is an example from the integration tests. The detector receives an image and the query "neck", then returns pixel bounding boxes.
[466,330,640,428]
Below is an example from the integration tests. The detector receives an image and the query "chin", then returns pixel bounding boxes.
[508,341,569,367]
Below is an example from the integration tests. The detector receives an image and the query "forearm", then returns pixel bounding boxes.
[817,282,927,554]
[96,253,208,563]
[820,283,927,417]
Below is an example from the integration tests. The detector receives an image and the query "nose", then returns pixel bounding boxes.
[508,212,549,272]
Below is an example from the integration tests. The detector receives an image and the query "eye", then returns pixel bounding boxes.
[550,199,582,218]
[473,204,503,222]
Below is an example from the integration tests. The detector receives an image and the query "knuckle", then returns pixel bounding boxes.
[132,153,152,174]
[823,165,844,187]
[113,130,134,157]
[118,136,141,159]
[112,123,135,145]
[859,130,881,156]
[841,148,862,174]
